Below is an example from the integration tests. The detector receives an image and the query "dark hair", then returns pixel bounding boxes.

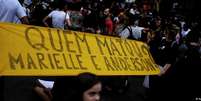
[51,72,100,101]
[125,12,138,25]
[74,72,101,101]
[55,0,67,10]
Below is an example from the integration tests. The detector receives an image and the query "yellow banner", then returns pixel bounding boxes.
[0,22,160,76]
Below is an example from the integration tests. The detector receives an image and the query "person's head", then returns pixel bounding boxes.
[56,1,67,11]
[104,8,110,16]
[117,12,127,24]
[75,72,102,101]
[125,12,136,26]
[51,73,101,101]
[183,24,189,31]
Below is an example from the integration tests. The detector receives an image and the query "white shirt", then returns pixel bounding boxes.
[129,8,140,15]
[23,0,32,6]
[0,0,26,23]
[13,7,27,24]
[125,0,136,3]
[181,29,191,38]
[119,25,144,39]
[181,22,191,38]
[38,79,54,89]
[48,10,70,29]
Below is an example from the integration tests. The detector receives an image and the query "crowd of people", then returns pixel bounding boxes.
[1,0,201,101]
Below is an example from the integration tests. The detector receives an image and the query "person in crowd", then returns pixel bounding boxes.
[51,72,102,101]
[81,4,98,33]
[0,0,29,24]
[3,76,45,101]
[129,3,140,17]
[43,1,71,29]
[101,75,147,101]
[0,0,52,99]
[103,8,114,36]
[34,79,54,101]
[0,1,45,101]
[67,3,83,31]
[29,0,53,26]
[183,20,201,98]
[148,21,178,101]
[119,12,148,40]
[113,12,127,36]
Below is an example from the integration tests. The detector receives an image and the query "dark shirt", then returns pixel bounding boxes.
[3,76,40,101]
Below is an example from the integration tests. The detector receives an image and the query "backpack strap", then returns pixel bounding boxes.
[126,26,136,40]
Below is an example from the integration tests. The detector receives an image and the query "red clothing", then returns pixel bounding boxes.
[105,17,113,34]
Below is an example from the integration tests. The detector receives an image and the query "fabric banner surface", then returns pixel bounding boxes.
[0,22,160,76]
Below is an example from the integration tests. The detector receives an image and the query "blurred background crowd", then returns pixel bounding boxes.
[1,0,201,101]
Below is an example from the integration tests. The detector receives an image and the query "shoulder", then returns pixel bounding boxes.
[119,26,130,38]
[51,10,58,14]
[132,26,144,30]
[48,10,59,16]
[121,26,130,33]
[2,0,19,9]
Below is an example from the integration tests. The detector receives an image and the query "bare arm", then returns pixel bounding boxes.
[33,80,52,101]
[158,63,171,76]
[65,19,72,28]
[34,86,52,101]
[20,16,29,24]
[43,16,50,27]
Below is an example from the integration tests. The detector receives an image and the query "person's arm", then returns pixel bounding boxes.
[16,1,29,24]
[20,16,29,24]
[65,12,72,28]
[34,80,53,101]
[43,16,50,27]
[34,86,52,101]
[65,19,72,27]
[189,42,200,47]
[158,63,171,76]
[119,27,130,39]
